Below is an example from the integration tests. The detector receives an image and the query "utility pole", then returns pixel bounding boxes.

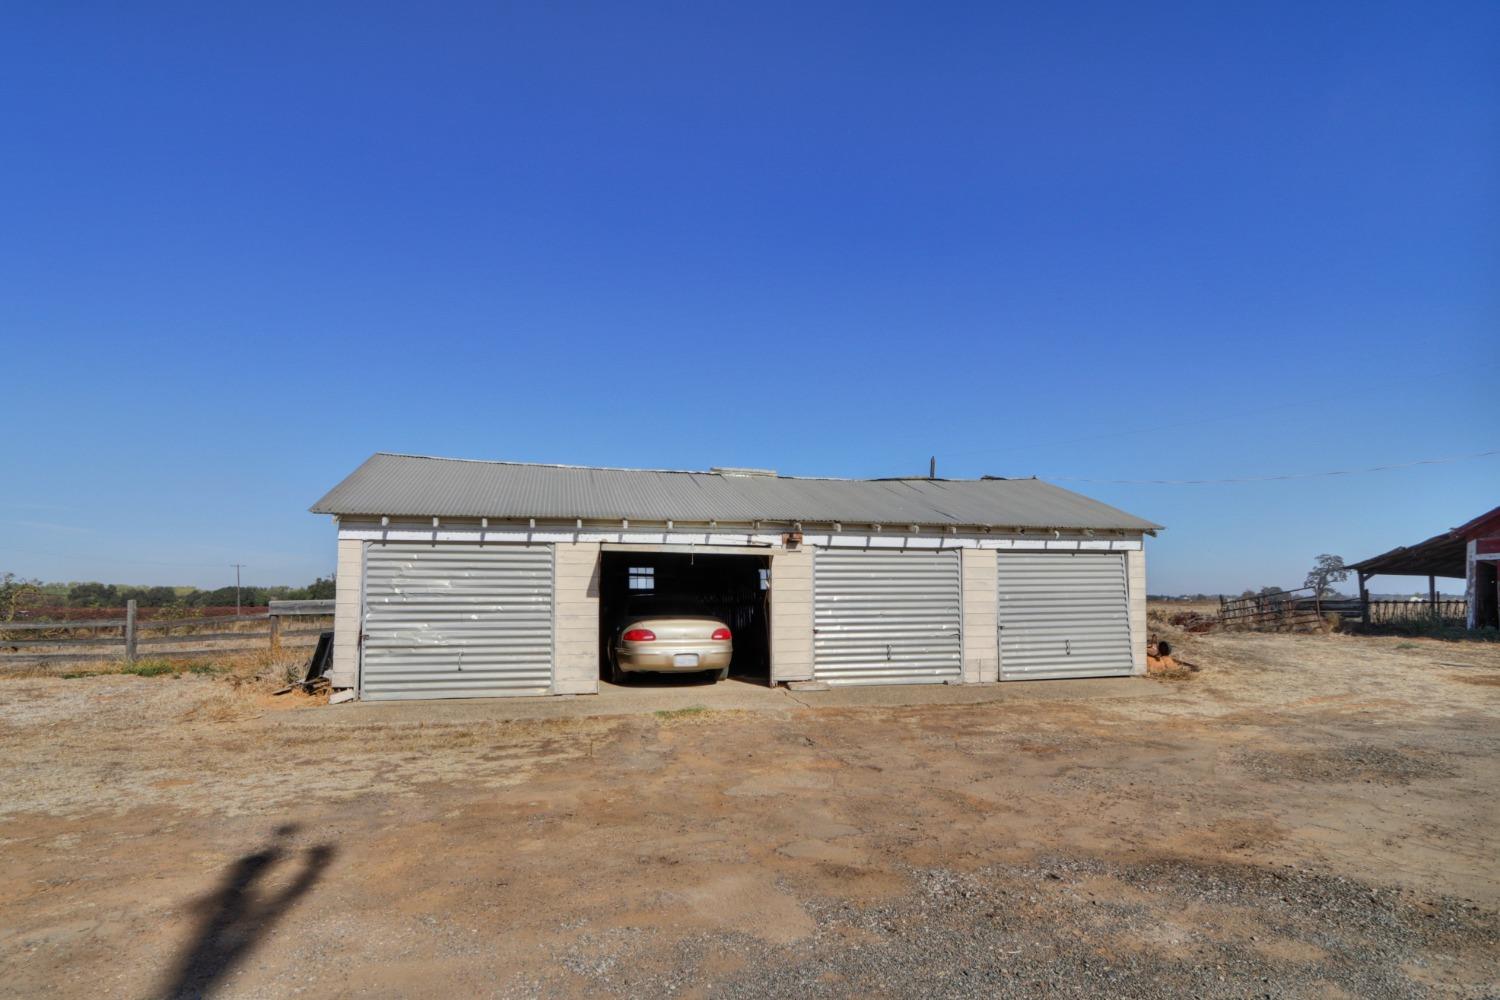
[231,563,246,616]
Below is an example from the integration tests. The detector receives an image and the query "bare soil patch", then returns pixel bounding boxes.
[1453,674,1500,687]
[1236,744,1456,784]
[1,624,1497,998]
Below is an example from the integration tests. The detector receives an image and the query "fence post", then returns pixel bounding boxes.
[125,600,137,662]
[269,611,281,654]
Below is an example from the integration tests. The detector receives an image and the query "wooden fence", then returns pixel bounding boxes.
[1218,588,1363,631]
[1366,599,1468,626]
[0,599,335,665]
[1219,591,1469,630]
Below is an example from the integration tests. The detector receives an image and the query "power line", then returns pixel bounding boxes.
[1042,448,1500,486]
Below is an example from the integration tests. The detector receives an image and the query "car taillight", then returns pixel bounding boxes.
[711,628,732,641]
[622,628,656,642]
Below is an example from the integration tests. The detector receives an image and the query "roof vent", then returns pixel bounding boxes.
[710,467,778,477]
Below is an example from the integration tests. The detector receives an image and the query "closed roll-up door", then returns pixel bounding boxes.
[813,548,961,685]
[996,551,1131,680]
[361,543,554,700]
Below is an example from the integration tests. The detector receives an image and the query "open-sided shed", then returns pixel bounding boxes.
[1349,505,1500,629]
[311,454,1162,700]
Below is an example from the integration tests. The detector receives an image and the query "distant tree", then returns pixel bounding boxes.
[193,585,268,607]
[67,582,119,608]
[1304,554,1350,598]
[1,573,43,622]
[283,576,336,601]
[143,586,178,606]
[196,586,237,607]
[116,585,179,607]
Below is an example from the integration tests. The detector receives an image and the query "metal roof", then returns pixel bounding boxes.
[1348,505,1500,579]
[1347,532,1468,579]
[310,453,1163,532]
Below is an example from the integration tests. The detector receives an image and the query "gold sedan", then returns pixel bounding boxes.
[608,615,733,683]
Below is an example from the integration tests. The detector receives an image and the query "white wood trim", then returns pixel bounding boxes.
[340,528,786,546]
[337,520,1144,552]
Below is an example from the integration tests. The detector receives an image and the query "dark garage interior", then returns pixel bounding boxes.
[598,551,771,684]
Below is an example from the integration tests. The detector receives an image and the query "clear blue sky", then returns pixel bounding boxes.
[3,2,1496,595]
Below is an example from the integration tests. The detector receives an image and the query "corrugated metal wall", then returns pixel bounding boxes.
[361,542,554,700]
[812,548,962,685]
[996,551,1132,680]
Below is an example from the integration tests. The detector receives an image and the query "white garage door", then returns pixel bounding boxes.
[813,548,962,685]
[361,542,554,700]
[996,551,1132,680]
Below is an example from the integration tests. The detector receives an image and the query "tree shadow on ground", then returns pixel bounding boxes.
[161,823,335,999]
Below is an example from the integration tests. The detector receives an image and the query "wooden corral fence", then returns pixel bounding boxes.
[1219,590,1469,631]
[0,599,335,665]
[1365,599,1468,626]
[1217,588,1363,631]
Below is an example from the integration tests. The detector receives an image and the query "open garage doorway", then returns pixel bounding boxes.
[599,550,772,686]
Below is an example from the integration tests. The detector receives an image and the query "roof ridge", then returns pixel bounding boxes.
[371,452,1023,484]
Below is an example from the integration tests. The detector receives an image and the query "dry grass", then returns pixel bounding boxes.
[1148,598,1221,616]
[178,686,261,724]
[1,648,317,719]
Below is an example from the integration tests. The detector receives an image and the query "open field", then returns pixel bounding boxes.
[2,625,1498,997]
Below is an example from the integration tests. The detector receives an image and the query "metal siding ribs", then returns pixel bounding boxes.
[812,549,962,685]
[996,552,1132,680]
[361,543,554,700]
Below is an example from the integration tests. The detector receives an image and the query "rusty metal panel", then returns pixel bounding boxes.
[812,548,962,685]
[360,542,553,700]
[996,551,1131,680]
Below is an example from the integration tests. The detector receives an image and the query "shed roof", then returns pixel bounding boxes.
[311,453,1163,533]
[1350,509,1500,578]
[1347,531,1468,579]
[1347,504,1500,579]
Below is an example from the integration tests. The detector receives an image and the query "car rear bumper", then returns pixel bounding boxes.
[614,645,733,673]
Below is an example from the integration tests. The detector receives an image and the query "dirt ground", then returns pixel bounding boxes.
[1,623,1497,998]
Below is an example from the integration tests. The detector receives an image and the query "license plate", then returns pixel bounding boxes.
[673,653,700,667]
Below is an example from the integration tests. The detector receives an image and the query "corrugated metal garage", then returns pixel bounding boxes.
[361,543,554,700]
[813,549,962,685]
[995,552,1133,680]
[311,453,1162,700]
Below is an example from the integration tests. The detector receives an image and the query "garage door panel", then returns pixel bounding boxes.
[362,543,554,700]
[997,552,1132,680]
[813,549,962,685]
